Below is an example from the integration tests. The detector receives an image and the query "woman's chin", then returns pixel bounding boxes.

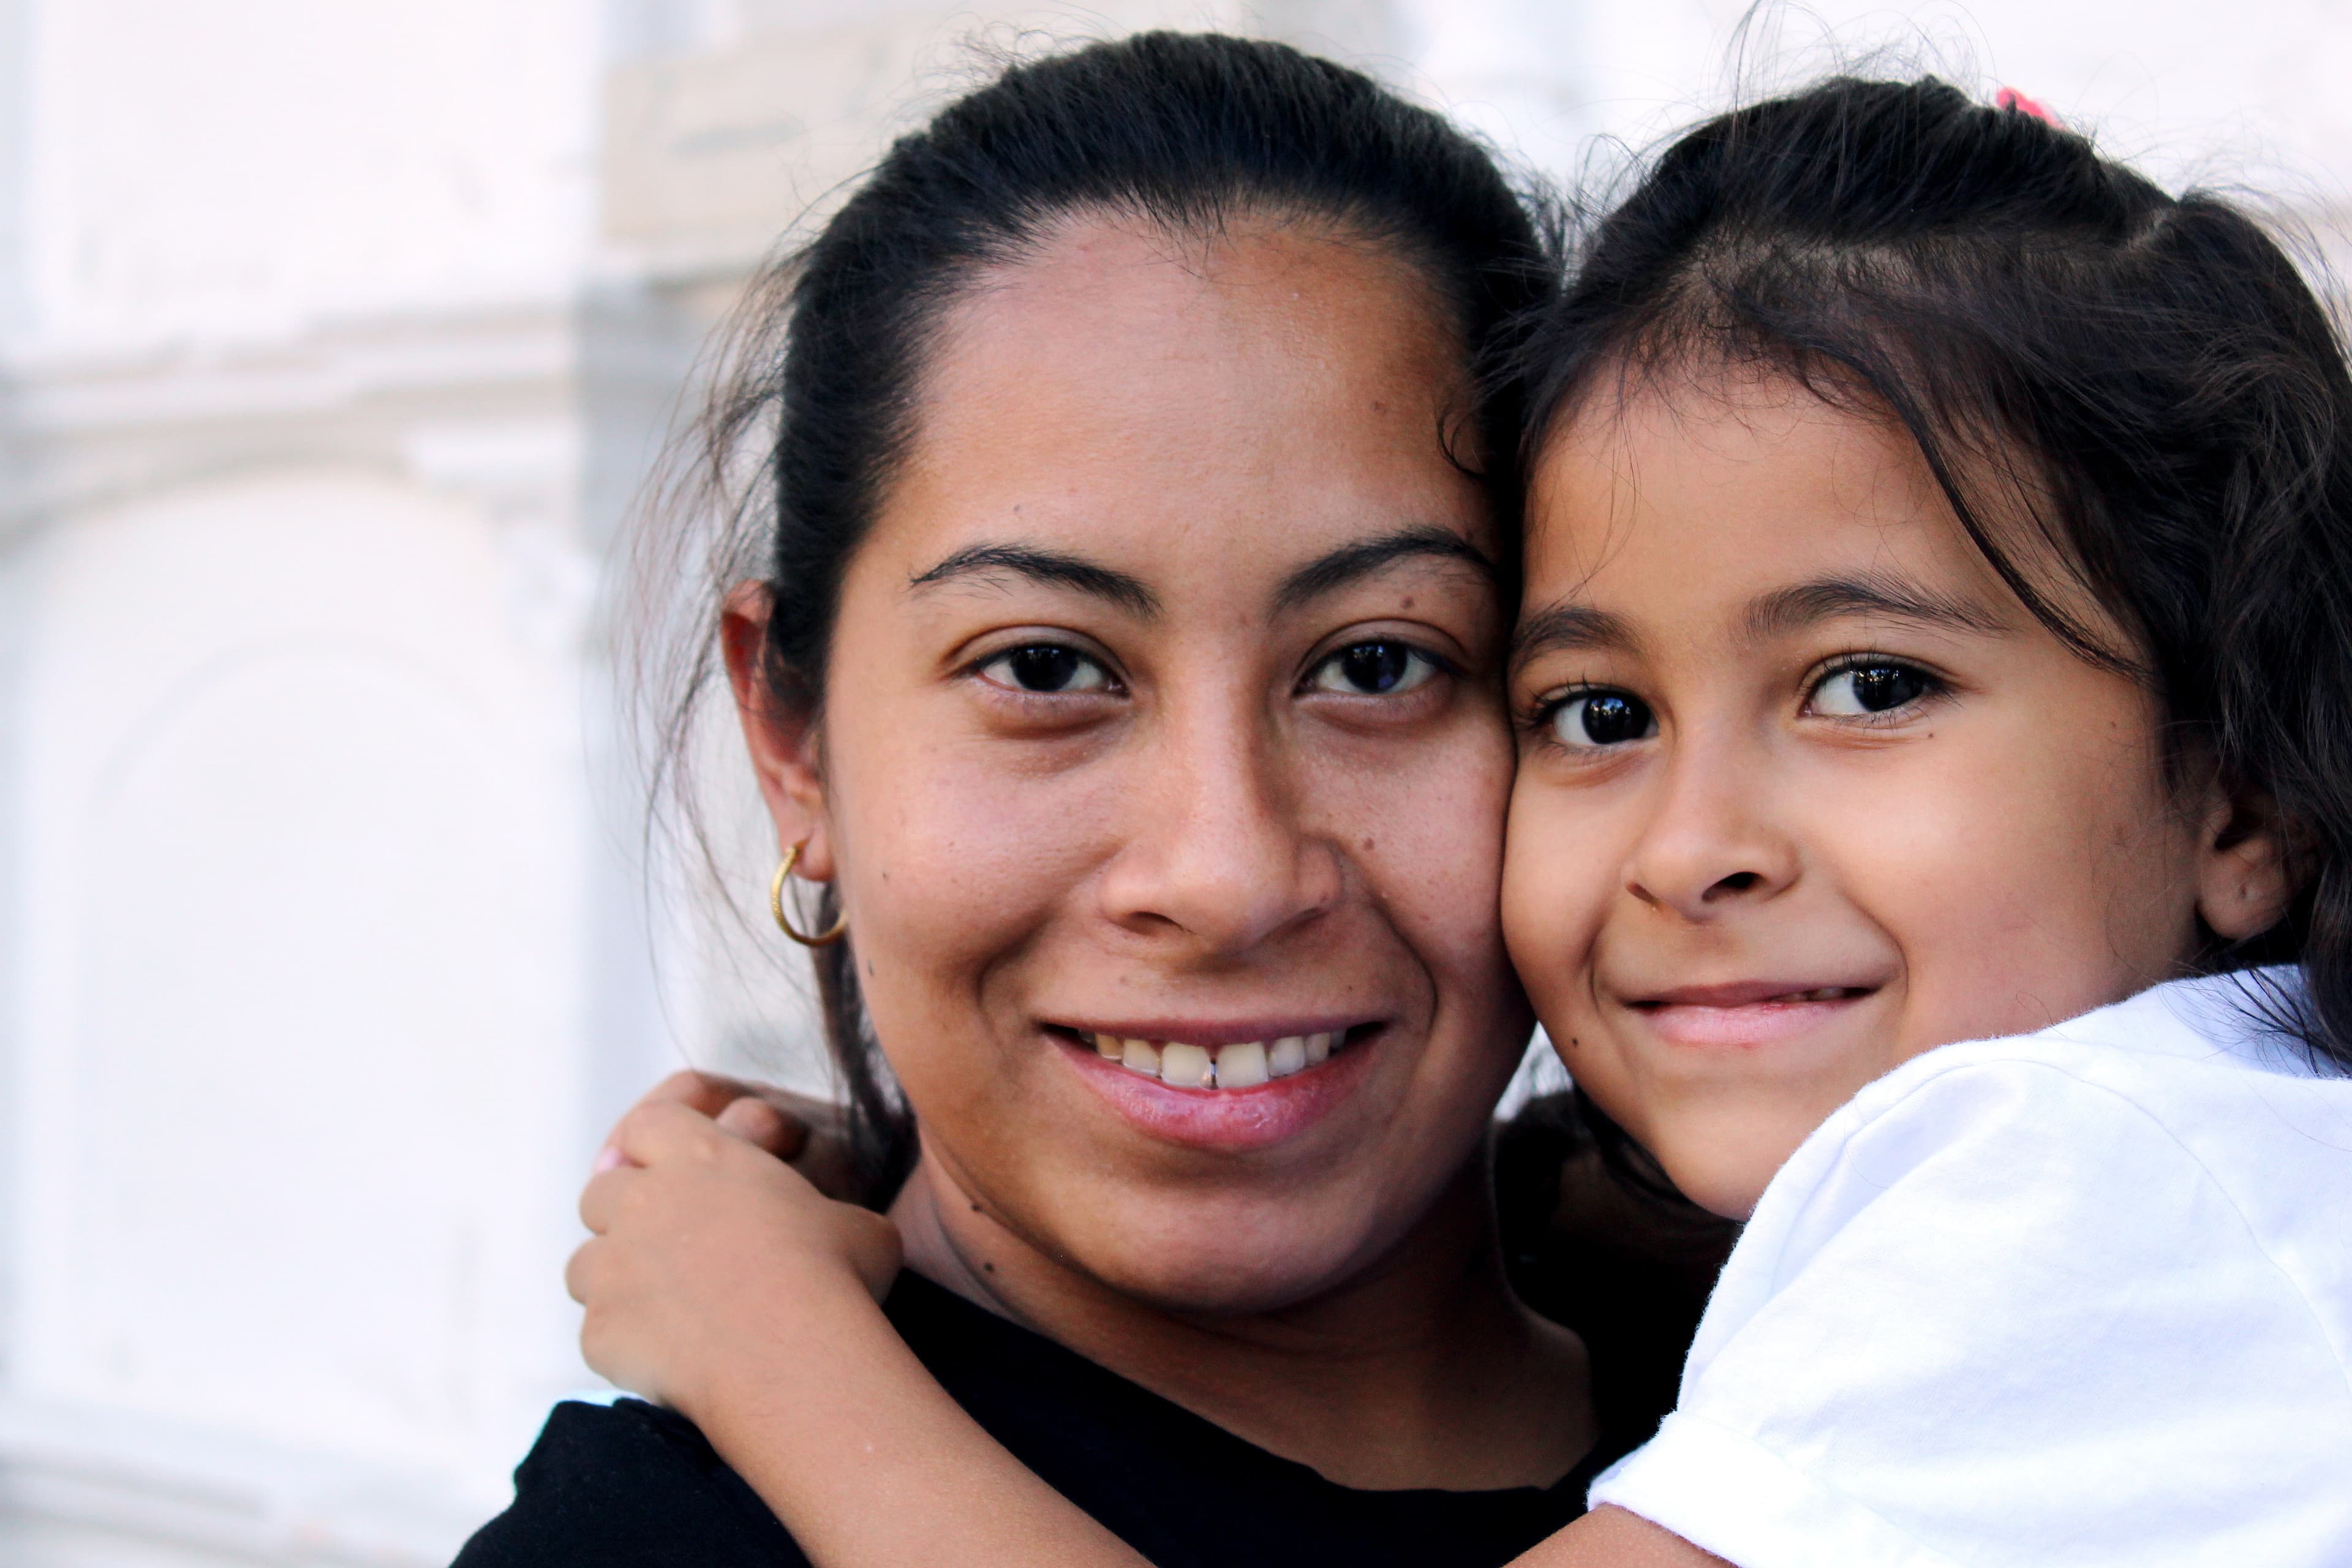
[1051,1193,1415,1317]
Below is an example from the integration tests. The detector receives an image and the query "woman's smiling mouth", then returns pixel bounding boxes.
[1069,1027,1357,1088]
[1047,1021,1386,1152]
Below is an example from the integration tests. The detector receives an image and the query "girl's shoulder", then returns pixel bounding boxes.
[1732,969,2352,1351]
[1591,972,2352,1568]
[1785,970,2352,1260]
[1858,965,2350,1110]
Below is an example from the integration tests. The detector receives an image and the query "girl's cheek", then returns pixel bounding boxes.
[1499,785,1611,1018]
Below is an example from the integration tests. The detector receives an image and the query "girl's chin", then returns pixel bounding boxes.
[1635,1106,1825,1221]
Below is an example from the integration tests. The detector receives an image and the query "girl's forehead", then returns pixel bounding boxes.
[1528,375,1976,590]
[1516,370,2144,672]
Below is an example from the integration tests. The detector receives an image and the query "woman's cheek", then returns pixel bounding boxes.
[832,735,1114,1066]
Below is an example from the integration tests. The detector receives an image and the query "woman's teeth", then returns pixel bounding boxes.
[1083,1030,1343,1088]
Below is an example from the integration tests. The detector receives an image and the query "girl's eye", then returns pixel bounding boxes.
[1308,640,1441,696]
[1549,689,1656,749]
[979,644,1112,694]
[1810,662,1938,717]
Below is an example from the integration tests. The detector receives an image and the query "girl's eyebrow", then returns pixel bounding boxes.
[1510,572,2007,677]
[1744,575,2012,640]
[1510,601,1637,674]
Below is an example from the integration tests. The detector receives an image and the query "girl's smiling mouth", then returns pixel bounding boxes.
[1624,982,1880,1049]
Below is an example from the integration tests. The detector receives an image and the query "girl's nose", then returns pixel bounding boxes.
[1623,734,1798,922]
[1095,701,1343,956]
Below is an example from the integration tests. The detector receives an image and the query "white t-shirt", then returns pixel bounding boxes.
[1589,971,2352,1568]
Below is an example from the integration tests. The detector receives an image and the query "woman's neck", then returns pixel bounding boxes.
[889,1147,1595,1492]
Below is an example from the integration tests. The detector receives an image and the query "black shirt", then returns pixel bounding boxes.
[454,1272,1628,1568]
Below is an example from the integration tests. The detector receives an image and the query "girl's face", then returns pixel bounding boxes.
[739,217,1530,1313]
[1502,372,2287,1218]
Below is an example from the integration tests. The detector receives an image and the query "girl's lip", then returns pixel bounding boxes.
[1053,1028,1378,1152]
[1632,981,1876,1008]
[1625,984,1878,1049]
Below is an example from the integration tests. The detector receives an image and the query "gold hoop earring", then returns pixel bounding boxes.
[769,839,848,948]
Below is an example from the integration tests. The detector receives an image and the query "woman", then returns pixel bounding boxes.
[458,34,1713,1568]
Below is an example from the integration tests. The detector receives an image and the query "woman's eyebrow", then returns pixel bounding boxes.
[1744,575,2011,640]
[908,543,1159,616]
[1273,526,1499,612]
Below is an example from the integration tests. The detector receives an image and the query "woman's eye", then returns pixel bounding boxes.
[1308,640,1441,696]
[979,644,1112,694]
[1810,663,1937,717]
[1548,690,1656,749]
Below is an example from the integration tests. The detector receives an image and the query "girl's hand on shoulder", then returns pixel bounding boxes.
[595,1068,859,1199]
[566,1096,902,1421]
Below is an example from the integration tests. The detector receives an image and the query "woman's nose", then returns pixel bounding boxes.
[1095,704,1343,955]
[1623,733,1798,922]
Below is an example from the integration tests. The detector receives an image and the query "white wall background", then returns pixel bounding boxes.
[0,2,2345,1562]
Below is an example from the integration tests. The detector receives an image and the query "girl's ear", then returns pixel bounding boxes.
[722,582,837,882]
[2194,788,2294,943]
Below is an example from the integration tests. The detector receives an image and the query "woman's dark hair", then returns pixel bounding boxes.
[1518,75,2352,1083]
[646,32,1553,1204]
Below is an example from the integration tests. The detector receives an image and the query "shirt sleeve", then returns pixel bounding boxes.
[1588,1057,2352,1568]
[450,1399,810,1568]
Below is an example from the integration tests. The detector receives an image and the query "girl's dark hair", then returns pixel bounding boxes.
[1520,75,2352,1077]
[650,32,1552,1204]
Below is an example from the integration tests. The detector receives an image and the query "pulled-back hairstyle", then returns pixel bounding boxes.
[651,32,1551,1204]
[1519,75,2352,1080]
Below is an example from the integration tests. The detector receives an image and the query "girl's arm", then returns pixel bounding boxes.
[572,1095,1723,1568]
[573,1098,1152,1568]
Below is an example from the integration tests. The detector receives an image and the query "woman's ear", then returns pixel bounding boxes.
[722,582,837,882]
[2194,787,2294,943]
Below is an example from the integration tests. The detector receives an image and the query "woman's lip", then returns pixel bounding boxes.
[1050,1017,1374,1048]
[1624,987,1877,1049]
[1054,1031,1375,1152]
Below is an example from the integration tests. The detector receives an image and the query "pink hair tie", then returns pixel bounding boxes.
[1996,86,2061,127]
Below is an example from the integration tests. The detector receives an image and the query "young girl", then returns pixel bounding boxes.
[567,76,2352,1566]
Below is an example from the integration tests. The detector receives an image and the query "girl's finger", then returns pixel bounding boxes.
[608,1098,725,1169]
[635,1068,772,1117]
[715,1094,802,1156]
[578,1163,640,1234]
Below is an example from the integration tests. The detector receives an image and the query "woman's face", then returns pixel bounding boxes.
[1501,371,2288,1218]
[745,216,1529,1314]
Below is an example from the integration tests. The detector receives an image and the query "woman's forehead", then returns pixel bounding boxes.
[860,219,1498,605]
[912,216,1471,451]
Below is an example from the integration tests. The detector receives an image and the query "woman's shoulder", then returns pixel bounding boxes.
[450,1398,807,1568]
